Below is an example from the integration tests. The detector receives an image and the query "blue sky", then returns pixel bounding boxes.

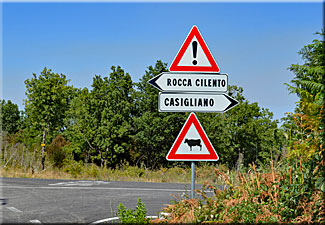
[2,2,323,122]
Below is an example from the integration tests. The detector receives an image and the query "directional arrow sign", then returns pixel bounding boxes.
[148,72,228,93]
[159,93,238,112]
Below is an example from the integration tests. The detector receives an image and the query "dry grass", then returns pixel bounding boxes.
[1,162,227,184]
[0,167,79,180]
[161,160,324,223]
[0,136,231,184]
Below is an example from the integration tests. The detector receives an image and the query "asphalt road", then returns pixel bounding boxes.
[0,177,197,224]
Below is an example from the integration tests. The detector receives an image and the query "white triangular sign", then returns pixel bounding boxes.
[166,113,219,161]
[175,123,210,155]
[178,36,211,67]
[169,25,220,73]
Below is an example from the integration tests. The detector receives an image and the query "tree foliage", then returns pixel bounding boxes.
[24,67,75,138]
[132,60,186,169]
[65,66,133,167]
[282,31,324,192]
[199,86,284,170]
[24,67,75,169]
[0,99,21,134]
[286,31,324,103]
[284,31,324,160]
[4,61,286,171]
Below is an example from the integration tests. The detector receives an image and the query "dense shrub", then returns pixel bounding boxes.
[162,159,324,223]
[117,198,150,224]
[47,135,68,168]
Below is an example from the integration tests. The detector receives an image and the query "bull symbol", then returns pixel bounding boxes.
[184,139,202,151]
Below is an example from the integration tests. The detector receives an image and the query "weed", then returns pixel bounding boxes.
[62,160,84,178]
[162,159,324,223]
[117,198,150,224]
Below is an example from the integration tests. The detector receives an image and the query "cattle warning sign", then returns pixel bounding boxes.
[166,113,219,161]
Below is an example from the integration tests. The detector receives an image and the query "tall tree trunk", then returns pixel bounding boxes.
[235,150,244,171]
[41,129,46,170]
[104,147,109,168]
[147,145,151,169]
[97,148,104,168]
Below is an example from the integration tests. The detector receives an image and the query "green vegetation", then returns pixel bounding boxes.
[1,31,323,223]
[1,99,21,134]
[23,68,75,170]
[1,60,283,173]
[117,198,150,224]
[162,159,323,223]
[0,74,283,186]
[0,141,240,184]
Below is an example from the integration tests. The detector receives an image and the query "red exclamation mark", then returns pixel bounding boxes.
[192,41,198,65]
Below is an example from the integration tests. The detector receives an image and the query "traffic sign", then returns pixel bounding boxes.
[159,93,238,112]
[166,112,219,161]
[169,25,220,73]
[148,72,228,93]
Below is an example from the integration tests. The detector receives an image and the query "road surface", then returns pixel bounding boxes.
[1,177,197,224]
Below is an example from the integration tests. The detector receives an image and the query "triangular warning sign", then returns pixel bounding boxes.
[169,25,220,73]
[166,113,219,161]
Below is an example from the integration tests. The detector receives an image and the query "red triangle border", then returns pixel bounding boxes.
[169,25,220,73]
[166,113,219,161]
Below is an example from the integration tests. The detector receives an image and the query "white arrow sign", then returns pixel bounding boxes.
[149,72,228,93]
[159,93,238,112]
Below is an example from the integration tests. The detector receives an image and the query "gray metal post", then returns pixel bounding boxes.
[191,161,195,198]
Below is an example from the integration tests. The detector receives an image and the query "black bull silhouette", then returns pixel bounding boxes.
[184,139,202,151]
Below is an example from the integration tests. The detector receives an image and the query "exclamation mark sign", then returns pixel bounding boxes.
[192,41,198,65]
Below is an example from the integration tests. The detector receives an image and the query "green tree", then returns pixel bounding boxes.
[132,60,186,169]
[65,66,134,167]
[200,86,284,169]
[283,31,324,192]
[24,67,75,170]
[63,88,91,162]
[284,31,324,160]
[0,99,21,134]
[286,31,324,105]
[100,66,133,167]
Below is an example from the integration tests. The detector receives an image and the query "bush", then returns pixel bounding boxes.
[162,159,324,223]
[63,160,84,178]
[117,198,150,224]
[47,135,68,168]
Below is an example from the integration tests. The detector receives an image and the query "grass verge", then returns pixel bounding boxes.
[1,162,233,185]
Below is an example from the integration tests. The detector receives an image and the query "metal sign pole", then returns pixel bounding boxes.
[191,161,195,198]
